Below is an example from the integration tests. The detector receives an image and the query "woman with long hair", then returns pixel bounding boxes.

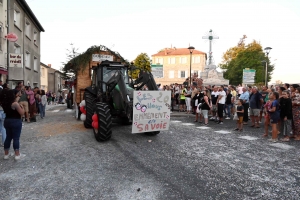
[200,90,212,125]
[39,90,47,119]
[0,89,24,160]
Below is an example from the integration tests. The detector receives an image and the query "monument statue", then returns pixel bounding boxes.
[200,30,229,85]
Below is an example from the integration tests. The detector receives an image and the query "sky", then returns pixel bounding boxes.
[27,0,300,84]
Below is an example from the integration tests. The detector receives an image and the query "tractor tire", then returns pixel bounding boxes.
[83,91,96,129]
[144,131,160,136]
[93,102,112,141]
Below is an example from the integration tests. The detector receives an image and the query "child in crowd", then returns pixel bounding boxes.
[234,99,244,131]
[280,90,293,141]
[267,92,280,142]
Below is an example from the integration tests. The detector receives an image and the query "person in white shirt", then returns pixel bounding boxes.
[216,85,226,124]
[237,84,243,97]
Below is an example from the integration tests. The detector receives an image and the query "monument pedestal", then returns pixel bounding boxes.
[200,64,229,86]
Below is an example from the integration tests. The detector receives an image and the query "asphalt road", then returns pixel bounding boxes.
[1,105,300,200]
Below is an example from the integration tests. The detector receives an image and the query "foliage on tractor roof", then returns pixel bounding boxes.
[62,45,129,76]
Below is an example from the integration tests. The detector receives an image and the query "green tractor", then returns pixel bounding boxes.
[82,60,159,141]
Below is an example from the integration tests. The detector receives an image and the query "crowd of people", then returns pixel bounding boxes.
[160,78,300,143]
[0,81,64,160]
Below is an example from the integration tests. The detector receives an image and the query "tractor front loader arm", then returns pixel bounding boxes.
[133,70,158,91]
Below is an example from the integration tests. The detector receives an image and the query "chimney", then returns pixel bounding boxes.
[164,48,167,55]
[48,64,52,68]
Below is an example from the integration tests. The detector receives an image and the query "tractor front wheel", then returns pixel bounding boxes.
[83,91,96,128]
[93,102,112,141]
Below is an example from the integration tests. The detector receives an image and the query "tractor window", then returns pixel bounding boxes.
[91,69,97,85]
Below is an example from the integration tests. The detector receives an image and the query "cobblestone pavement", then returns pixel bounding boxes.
[1,104,300,199]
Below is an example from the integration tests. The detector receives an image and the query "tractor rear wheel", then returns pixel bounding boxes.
[83,91,96,128]
[144,131,160,136]
[93,102,112,141]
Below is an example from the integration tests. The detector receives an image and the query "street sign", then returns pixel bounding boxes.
[151,64,163,78]
[243,69,256,84]
[92,54,113,62]
[9,53,23,67]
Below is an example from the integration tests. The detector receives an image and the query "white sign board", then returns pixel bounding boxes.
[243,69,256,84]
[132,91,171,133]
[92,54,113,62]
[151,65,163,78]
[9,53,23,68]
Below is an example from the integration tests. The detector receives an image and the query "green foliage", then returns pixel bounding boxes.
[130,53,151,79]
[61,44,128,78]
[220,40,274,85]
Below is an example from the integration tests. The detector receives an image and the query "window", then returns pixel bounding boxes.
[25,19,31,38]
[179,57,187,64]
[178,70,187,78]
[192,56,200,63]
[169,70,174,78]
[14,6,21,28]
[192,70,201,77]
[33,56,38,71]
[168,57,175,64]
[33,30,38,45]
[180,71,185,78]
[25,51,30,68]
[14,43,21,53]
[156,57,163,64]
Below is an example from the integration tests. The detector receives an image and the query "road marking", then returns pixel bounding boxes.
[214,130,231,134]
[238,136,258,141]
[65,109,73,112]
[196,126,210,129]
[171,120,182,123]
[269,143,295,150]
[182,123,195,126]
[52,110,60,112]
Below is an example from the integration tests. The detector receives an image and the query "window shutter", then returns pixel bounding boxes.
[178,70,181,78]
[185,70,188,78]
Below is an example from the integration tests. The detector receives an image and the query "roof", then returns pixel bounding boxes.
[152,48,206,57]
[17,0,45,32]
[40,62,50,68]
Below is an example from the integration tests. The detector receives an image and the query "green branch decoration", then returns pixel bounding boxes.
[62,45,129,76]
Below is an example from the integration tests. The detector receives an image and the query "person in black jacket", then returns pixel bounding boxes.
[279,90,293,141]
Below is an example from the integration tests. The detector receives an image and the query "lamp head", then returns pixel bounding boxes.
[264,47,272,55]
[188,46,195,53]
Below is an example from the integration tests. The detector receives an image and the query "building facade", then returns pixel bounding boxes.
[0,0,8,81]
[6,0,44,88]
[48,66,63,95]
[151,47,206,86]
[40,62,50,92]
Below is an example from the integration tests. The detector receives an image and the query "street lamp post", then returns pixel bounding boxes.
[188,46,195,86]
[264,47,272,86]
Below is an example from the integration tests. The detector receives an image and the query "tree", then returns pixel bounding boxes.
[220,40,274,85]
[130,53,151,79]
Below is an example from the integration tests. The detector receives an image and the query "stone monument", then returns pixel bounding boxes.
[200,30,229,86]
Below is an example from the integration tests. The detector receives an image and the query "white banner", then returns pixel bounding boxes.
[9,53,23,67]
[92,54,113,62]
[132,91,171,133]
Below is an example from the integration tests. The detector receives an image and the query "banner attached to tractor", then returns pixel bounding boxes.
[132,91,171,133]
